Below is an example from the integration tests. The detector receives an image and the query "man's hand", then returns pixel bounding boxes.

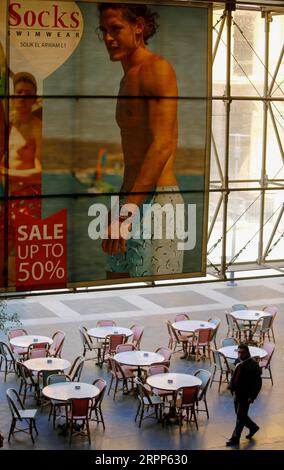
[102,215,131,256]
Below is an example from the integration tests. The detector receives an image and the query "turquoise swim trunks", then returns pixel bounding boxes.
[107,186,184,277]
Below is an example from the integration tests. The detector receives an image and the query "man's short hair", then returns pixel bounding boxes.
[98,3,159,44]
[238,343,250,356]
[13,72,37,93]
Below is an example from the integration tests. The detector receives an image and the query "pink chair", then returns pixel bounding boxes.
[68,398,92,444]
[165,320,189,357]
[174,313,190,322]
[96,320,116,326]
[130,325,144,350]
[147,364,172,400]
[7,329,28,359]
[154,347,172,368]
[107,358,135,400]
[48,331,65,358]
[191,328,213,362]
[27,342,49,359]
[174,385,200,431]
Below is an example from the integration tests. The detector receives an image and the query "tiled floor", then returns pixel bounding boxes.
[0,276,283,451]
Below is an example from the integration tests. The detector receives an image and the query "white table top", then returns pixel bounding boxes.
[230,310,271,321]
[218,345,267,360]
[24,357,71,372]
[172,320,216,333]
[10,335,53,349]
[147,373,202,392]
[114,351,164,367]
[42,382,99,401]
[87,326,133,339]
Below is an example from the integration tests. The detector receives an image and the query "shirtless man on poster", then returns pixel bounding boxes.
[98,3,184,279]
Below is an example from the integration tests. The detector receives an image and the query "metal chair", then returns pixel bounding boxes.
[174,385,200,431]
[259,342,275,385]
[210,350,232,392]
[89,378,107,429]
[68,397,92,444]
[6,388,38,443]
[134,377,164,428]
[194,369,211,419]
[130,325,144,350]
[0,341,16,382]
[68,356,85,382]
[48,331,65,358]
[47,373,71,429]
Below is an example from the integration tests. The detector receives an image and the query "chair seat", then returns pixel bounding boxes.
[50,399,67,406]
[142,395,163,406]
[13,347,27,356]
[19,409,37,419]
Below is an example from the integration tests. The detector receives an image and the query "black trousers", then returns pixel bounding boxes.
[231,397,257,439]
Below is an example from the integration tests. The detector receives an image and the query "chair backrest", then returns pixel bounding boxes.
[116,343,135,353]
[262,305,277,316]
[38,369,61,388]
[166,320,180,343]
[261,315,273,330]
[232,304,248,311]
[6,388,24,419]
[96,320,116,326]
[79,326,93,352]
[107,334,126,354]
[195,328,213,345]
[261,342,275,367]
[212,349,230,371]
[0,341,15,361]
[49,331,65,357]
[174,313,190,322]
[208,318,221,329]
[7,328,28,340]
[134,377,153,405]
[109,358,128,381]
[92,378,107,407]
[70,397,91,419]
[221,337,238,347]
[17,361,34,385]
[28,342,49,359]
[47,373,70,385]
[176,386,199,406]
[148,364,169,376]
[69,356,85,381]
[225,312,235,329]
[194,369,211,398]
[130,325,144,349]
[155,347,172,362]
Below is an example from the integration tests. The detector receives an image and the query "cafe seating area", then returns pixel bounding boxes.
[0,277,283,450]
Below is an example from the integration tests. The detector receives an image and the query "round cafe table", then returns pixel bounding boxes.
[42,381,99,401]
[218,345,267,360]
[24,357,71,372]
[10,335,53,349]
[146,372,201,392]
[146,373,202,425]
[87,326,133,340]
[114,350,164,377]
[230,310,271,322]
[172,320,216,333]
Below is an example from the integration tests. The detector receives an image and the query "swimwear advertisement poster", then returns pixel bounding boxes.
[0,0,212,291]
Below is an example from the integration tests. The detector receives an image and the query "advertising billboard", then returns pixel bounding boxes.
[0,1,211,291]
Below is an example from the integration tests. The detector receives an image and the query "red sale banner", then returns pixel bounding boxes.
[15,209,67,290]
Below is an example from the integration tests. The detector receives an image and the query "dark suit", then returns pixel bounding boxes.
[229,356,262,440]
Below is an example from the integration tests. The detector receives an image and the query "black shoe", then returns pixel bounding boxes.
[246,425,259,439]
[226,438,240,447]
